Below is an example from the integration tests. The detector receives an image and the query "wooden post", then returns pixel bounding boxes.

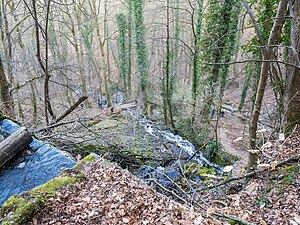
[0,127,32,168]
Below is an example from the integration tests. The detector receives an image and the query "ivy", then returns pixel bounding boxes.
[200,0,241,111]
[116,13,129,96]
[132,0,149,104]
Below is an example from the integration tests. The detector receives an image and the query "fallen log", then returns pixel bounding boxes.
[52,96,88,124]
[0,127,32,168]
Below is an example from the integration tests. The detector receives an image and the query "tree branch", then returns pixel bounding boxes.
[52,96,88,124]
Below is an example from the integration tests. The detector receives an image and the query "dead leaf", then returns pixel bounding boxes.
[247,182,257,192]
[279,133,285,141]
[290,220,298,225]
[234,137,243,142]
[261,142,272,149]
[271,161,278,170]
[207,207,217,215]
[293,213,300,224]
[241,213,249,220]
[236,168,245,176]
[256,129,267,133]
[194,216,203,225]
[123,218,130,223]
[260,220,267,225]
[223,166,233,173]
[257,164,271,169]
[32,217,38,225]
[221,207,231,214]
[248,149,260,154]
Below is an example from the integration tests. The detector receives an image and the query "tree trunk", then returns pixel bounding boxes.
[127,0,133,98]
[287,0,300,126]
[0,55,14,116]
[0,127,32,168]
[32,0,55,124]
[245,0,288,171]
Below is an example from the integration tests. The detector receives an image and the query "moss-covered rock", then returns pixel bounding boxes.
[74,144,111,157]
[0,196,38,225]
[0,154,99,225]
[92,119,119,129]
[73,153,100,171]
[0,175,83,225]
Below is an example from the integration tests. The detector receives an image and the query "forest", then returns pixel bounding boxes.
[0,0,300,224]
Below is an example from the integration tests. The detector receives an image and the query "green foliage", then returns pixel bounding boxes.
[132,0,149,103]
[206,140,220,160]
[116,13,129,96]
[200,0,241,111]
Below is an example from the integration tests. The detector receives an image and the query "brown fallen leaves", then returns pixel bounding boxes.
[261,125,300,163]
[28,162,205,225]
[225,125,300,224]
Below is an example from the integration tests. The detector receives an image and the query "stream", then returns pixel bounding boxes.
[0,119,75,206]
[136,116,222,188]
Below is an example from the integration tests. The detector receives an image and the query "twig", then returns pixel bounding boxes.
[214,212,255,225]
[188,143,207,161]
[192,154,300,192]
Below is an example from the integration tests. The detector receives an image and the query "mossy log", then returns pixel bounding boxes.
[0,127,32,168]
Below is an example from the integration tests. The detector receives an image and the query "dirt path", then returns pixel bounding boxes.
[215,111,249,167]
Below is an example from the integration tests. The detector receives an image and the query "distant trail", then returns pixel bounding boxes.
[214,111,249,167]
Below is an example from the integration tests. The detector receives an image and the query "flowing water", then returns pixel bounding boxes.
[0,119,75,206]
[137,117,221,186]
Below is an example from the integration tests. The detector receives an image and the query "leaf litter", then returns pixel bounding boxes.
[27,161,208,225]
[27,125,300,224]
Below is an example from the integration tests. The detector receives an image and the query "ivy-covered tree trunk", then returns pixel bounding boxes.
[201,0,240,118]
[191,0,204,128]
[132,0,149,110]
[0,2,14,117]
[164,0,175,130]
[127,0,133,98]
[116,13,129,98]
[0,55,14,116]
[287,0,300,126]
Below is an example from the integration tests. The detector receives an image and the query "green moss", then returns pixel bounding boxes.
[184,163,216,179]
[0,196,37,225]
[73,154,97,170]
[280,165,296,171]
[0,175,83,225]
[75,144,111,157]
[31,176,78,198]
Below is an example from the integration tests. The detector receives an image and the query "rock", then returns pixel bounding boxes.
[92,120,118,129]
[17,162,26,169]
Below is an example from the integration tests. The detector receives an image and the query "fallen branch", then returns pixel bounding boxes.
[192,153,300,192]
[52,96,88,124]
[188,143,207,161]
[214,212,255,225]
